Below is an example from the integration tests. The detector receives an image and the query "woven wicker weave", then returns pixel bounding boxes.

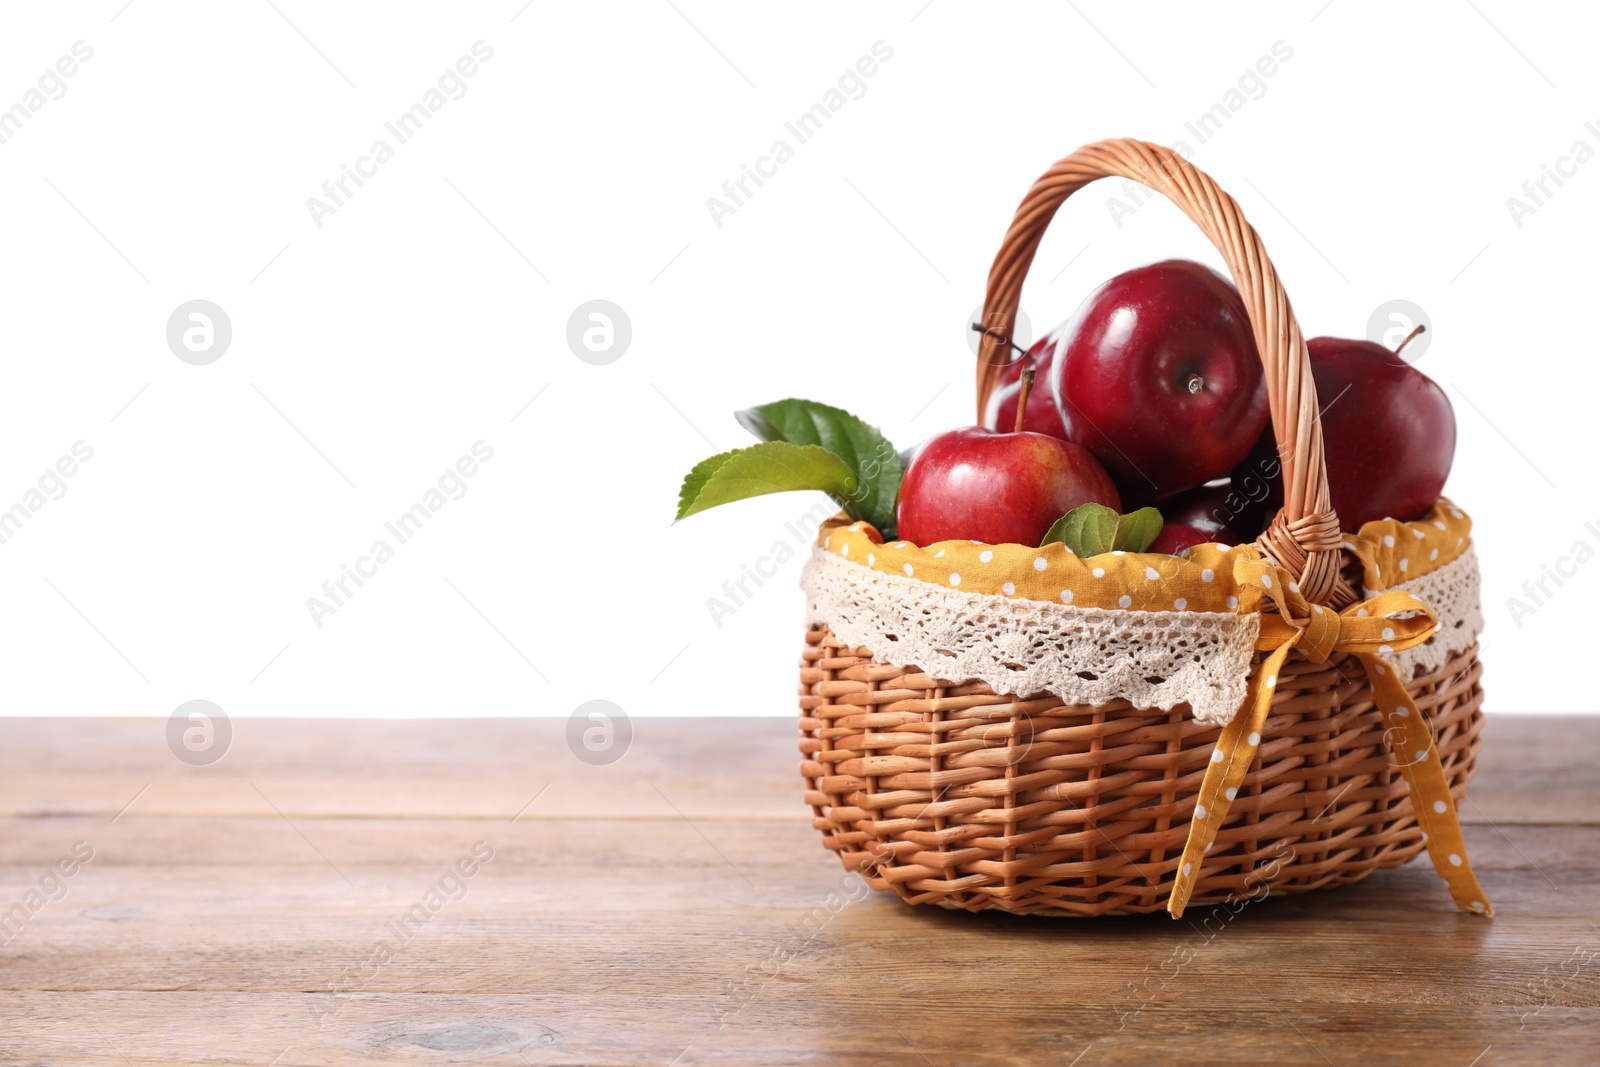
[799,634,1482,915]
[795,139,1484,916]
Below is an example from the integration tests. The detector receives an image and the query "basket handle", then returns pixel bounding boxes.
[975,139,1352,607]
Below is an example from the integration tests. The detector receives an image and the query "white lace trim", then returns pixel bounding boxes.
[801,548,1261,727]
[1369,545,1483,683]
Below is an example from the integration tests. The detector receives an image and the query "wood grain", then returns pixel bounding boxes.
[1,715,1596,1065]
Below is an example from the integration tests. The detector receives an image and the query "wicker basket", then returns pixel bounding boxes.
[795,139,1487,917]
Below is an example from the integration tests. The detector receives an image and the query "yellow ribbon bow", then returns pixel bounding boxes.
[1166,574,1493,919]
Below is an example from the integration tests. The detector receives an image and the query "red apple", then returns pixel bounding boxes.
[1148,523,1215,555]
[1048,260,1269,506]
[1238,336,1455,532]
[1158,479,1269,545]
[982,338,1069,439]
[896,426,1120,547]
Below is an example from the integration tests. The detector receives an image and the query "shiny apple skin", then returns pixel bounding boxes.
[1048,259,1269,506]
[982,337,1069,438]
[1238,337,1456,532]
[896,426,1121,547]
[1158,479,1268,545]
[1147,522,1216,555]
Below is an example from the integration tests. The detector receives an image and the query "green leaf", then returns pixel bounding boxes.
[1040,502,1120,555]
[676,451,731,520]
[734,406,782,443]
[675,442,859,522]
[1113,507,1164,553]
[736,398,901,534]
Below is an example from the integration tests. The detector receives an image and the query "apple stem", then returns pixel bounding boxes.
[1393,323,1426,358]
[971,322,1031,360]
[1014,364,1036,433]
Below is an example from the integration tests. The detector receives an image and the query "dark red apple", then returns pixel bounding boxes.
[1239,336,1455,532]
[1158,479,1268,545]
[1148,523,1215,555]
[896,426,1120,546]
[982,338,1068,439]
[1048,259,1268,506]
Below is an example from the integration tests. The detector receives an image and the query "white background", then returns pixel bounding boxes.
[0,1,1593,718]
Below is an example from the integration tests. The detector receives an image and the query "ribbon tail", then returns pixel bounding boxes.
[1356,652,1493,917]
[1167,639,1298,918]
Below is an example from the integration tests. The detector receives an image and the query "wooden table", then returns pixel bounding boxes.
[1,715,1596,1065]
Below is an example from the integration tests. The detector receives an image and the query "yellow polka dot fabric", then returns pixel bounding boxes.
[816,498,1473,617]
[820,522,1276,616]
[815,497,1490,919]
[1348,498,1473,592]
